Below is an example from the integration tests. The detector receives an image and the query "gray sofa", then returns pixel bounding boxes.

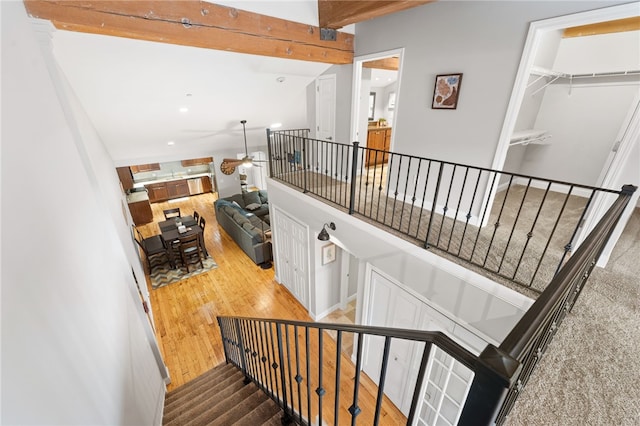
[214,190,271,265]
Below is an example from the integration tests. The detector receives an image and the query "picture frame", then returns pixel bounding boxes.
[432,73,463,109]
[321,243,336,265]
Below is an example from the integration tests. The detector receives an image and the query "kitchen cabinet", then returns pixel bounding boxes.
[146,183,169,203]
[201,176,213,193]
[116,166,134,191]
[366,127,391,166]
[130,163,160,173]
[166,179,190,199]
[129,200,153,225]
[181,157,213,167]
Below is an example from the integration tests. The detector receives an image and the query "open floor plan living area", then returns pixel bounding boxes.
[3,1,639,425]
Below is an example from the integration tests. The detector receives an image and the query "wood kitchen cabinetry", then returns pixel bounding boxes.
[201,176,213,193]
[146,183,169,203]
[366,127,391,166]
[129,200,153,225]
[166,179,190,199]
[116,166,134,191]
[130,163,160,173]
[181,157,213,167]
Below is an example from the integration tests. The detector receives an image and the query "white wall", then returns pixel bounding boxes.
[1,2,165,424]
[268,180,533,345]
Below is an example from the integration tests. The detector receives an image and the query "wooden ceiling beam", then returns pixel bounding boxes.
[564,16,640,38]
[363,57,399,71]
[318,0,433,29]
[24,0,354,64]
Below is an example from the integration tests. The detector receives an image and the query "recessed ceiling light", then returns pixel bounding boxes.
[179,107,189,113]
[167,141,175,146]
[276,76,286,83]
[270,123,282,129]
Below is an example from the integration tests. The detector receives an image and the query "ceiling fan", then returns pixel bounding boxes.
[219,120,267,175]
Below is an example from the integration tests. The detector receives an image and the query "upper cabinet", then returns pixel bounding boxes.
[181,157,213,167]
[116,166,134,191]
[130,163,160,173]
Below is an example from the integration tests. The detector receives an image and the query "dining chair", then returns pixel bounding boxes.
[193,211,200,223]
[132,226,173,271]
[178,233,204,272]
[199,216,206,231]
[163,207,181,220]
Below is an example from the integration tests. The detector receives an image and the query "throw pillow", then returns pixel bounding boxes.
[242,190,261,206]
[258,190,268,204]
[245,203,261,211]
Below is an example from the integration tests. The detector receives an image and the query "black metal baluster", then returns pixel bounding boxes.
[275,323,289,421]
[349,332,364,426]
[373,336,392,426]
[217,318,231,364]
[470,171,498,264]
[425,162,444,249]
[305,327,312,424]
[437,164,457,248]
[512,181,552,282]
[382,153,397,226]
[234,318,248,378]
[415,160,432,240]
[285,325,295,420]
[349,142,359,215]
[316,329,325,426]
[267,322,280,400]
[556,189,597,276]
[334,330,343,426]
[294,325,304,424]
[458,169,483,256]
[407,158,421,235]
[529,185,575,288]
[259,321,274,397]
[448,166,470,252]
[483,174,513,269]
[497,178,532,275]
[407,342,433,424]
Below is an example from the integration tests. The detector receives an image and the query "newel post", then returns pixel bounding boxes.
[457,345,521,425]
[349,141,360,215]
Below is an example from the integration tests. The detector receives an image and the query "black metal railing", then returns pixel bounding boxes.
[217,185,635,426]
[266,129,623,293]
[217,316,478,426]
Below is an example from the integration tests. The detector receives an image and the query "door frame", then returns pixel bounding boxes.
[350,48,405,147]
[486,3,640,253]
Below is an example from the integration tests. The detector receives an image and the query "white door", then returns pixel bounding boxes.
[316,74,336,142]
[363,270,423,414]
[273,208,309,309]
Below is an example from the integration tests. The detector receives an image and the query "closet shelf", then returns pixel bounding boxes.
[510,129,551,146]
[529,66,640,95]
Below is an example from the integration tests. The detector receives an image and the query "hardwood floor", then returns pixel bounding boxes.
[138,192,309,390]
[137,192,406,425]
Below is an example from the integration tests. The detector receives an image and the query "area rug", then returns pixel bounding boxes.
[149,256,218,289]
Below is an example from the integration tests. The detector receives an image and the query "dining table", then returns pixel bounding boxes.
[158,215,209,263]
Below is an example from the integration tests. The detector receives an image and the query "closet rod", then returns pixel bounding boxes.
[529,67,640,95]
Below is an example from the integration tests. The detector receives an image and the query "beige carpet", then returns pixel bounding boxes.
[506,207,640,425]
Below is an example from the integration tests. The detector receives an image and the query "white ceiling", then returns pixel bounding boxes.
[47,1,349,165]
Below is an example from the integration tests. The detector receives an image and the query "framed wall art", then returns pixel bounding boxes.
[432,73,463,109]
[321,243,336,265]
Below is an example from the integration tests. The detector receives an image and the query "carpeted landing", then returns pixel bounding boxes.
[150,256,218,289]
[163,363,283,426]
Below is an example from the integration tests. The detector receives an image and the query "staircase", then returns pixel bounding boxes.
[162,363,284,426]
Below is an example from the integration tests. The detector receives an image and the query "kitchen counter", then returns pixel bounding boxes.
[132,172,211,189]
[126,190,149,203]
